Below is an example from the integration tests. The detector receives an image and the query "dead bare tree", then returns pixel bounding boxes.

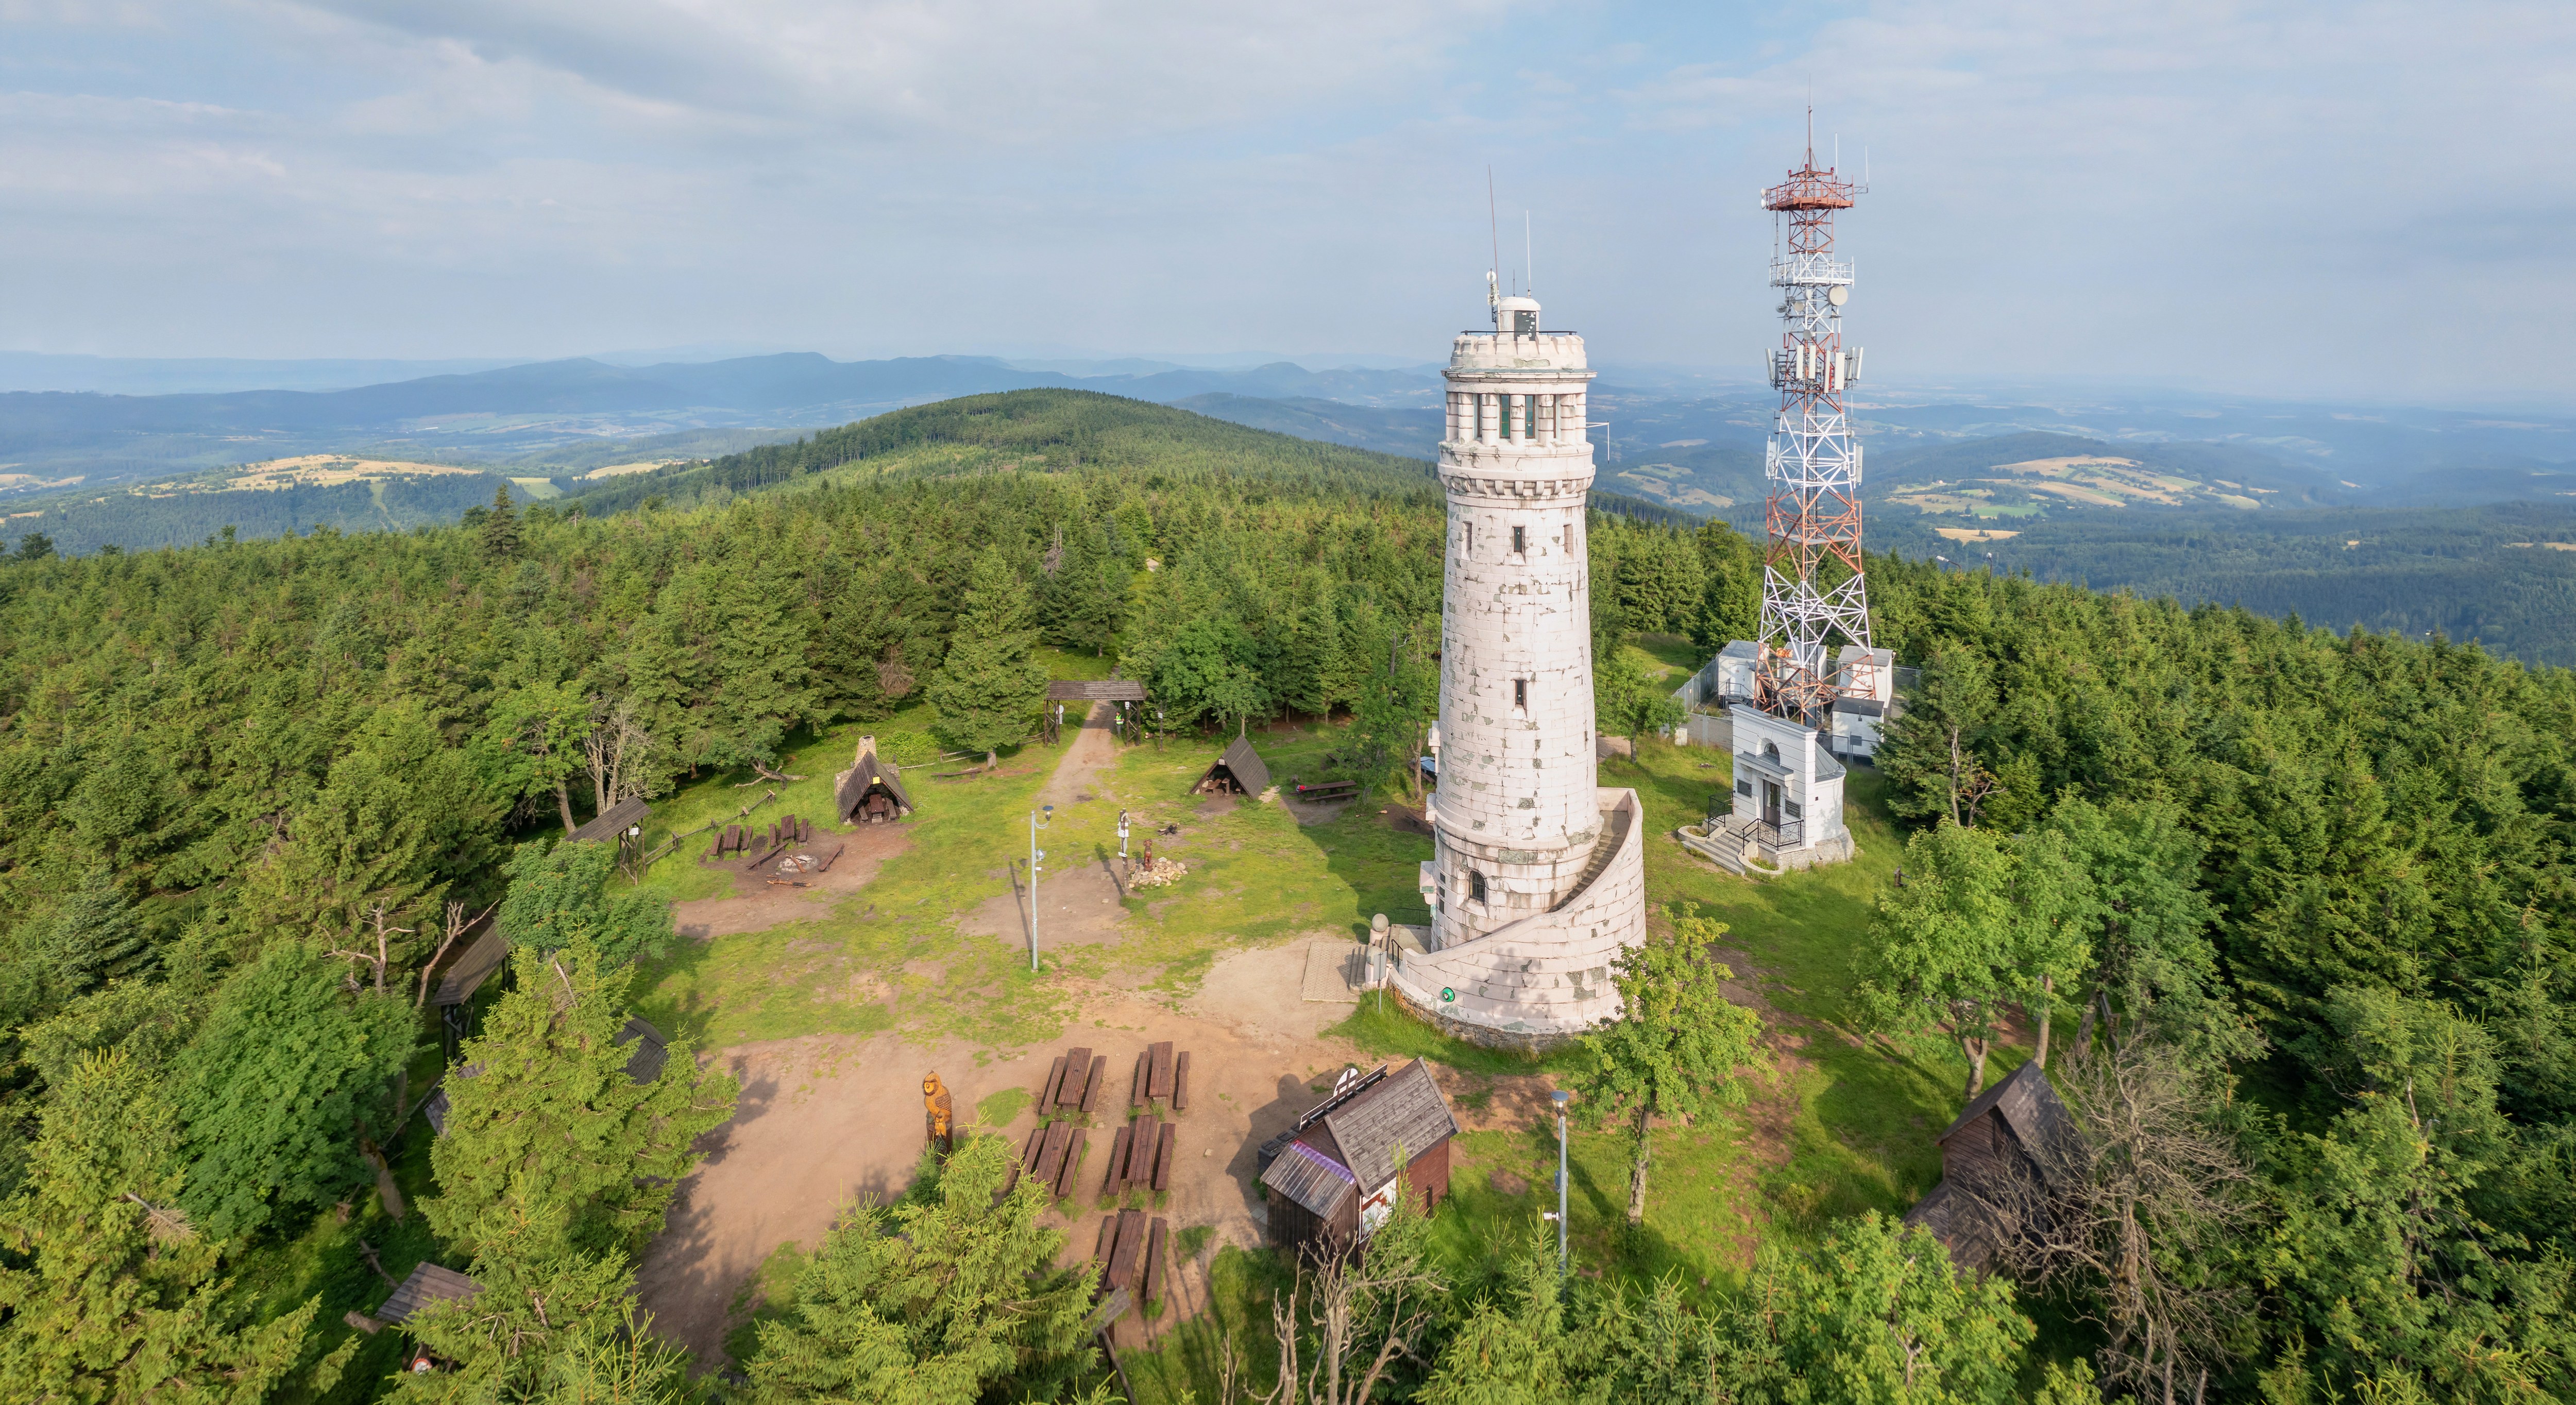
[1960,1035,2257,1400]
[1259,1235,1446,1405]
[583,695,655,814]
[414,899,499,1011]
[328,903,413,993]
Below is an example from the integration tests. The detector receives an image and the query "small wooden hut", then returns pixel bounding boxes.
[1195,736,1270,797]
[1257,1059,1457,1251]
[432,921,509,1058]
[1902,1060,2078,1272]
[834,735,914,824]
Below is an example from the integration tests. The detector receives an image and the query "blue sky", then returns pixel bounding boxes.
[2,1,2568,402]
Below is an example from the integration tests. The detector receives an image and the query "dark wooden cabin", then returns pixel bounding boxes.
[1902,1060,2077,1272]
[1258,1059,1458,1251]
[834,735,914,824]
[1195,736,1271,797]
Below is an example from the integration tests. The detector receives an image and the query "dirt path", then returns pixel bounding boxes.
[633,939,1382,1370]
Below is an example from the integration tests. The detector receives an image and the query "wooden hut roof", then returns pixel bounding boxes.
[567,795,651,844]
[378,1262,480,1324]
[1046,680,1147,702]
[619,1015,669,1083]
[1316,1059,1456,1195]
[1259,1139,1356,1222]
[835,750,913,818]
[433,925,510,1008]
[1205,736,1270,795]
[1935,1060,2077,1186]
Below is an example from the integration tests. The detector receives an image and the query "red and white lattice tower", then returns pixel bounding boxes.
[1755,118,1874,720]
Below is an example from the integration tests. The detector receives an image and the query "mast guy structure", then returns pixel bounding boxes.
[1756,117,1875,718]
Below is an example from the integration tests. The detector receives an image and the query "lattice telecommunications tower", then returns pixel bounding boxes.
[1756,123,1874,719]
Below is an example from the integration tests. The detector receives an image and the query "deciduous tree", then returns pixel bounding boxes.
[1573,902,1768,1224]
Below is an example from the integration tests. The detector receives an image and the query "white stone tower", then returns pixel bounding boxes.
[1389,285,1649,1048]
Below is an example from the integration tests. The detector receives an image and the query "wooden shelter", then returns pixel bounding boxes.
[1257,1059,1457,1251]
[1046,680,1148,703]
[432,922,509,1058]
[566,795,651,844]
[377,1262,479,1325]
[1194,736,1270,797]
[833,735,914,824]
[1902,1060,2078,1272]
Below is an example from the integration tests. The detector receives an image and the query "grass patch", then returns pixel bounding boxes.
[1324,997,1579,1078]
[719,1239,810,1366]
[976,1085,1032,1128]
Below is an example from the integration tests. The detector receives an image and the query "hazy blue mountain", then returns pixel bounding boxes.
[1164,394,1443,458]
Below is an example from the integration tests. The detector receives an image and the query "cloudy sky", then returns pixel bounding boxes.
[3,1,2569,402]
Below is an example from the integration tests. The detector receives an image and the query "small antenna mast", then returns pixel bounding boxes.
[1487,166,1502,308]
[1524,210,1533,299]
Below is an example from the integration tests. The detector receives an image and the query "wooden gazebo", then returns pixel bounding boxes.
[1195,736,1270,796]
[834,735,914,824]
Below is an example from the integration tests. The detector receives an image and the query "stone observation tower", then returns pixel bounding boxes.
[1388,279,1649,1048]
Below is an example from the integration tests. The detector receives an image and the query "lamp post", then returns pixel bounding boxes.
[1550,1089,1572,1279]
[1117,809,1130,863]
[1028,803,1053,972]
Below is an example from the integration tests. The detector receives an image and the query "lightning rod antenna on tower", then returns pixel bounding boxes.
[1487,166,1501,307]
[1525,211,1533,297]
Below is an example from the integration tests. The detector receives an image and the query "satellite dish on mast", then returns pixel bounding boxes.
[1827,285,1849,307]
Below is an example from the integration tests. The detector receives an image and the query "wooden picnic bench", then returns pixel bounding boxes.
[1293,778,1361,802]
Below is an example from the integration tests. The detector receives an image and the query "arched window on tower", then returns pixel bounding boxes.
[1467,870,1487,904]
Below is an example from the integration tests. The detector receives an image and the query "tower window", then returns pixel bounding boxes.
[1514,309,1538,334]
[1511,525,1526,554]
[1514,679,1529,709]
[1464,522,1473,556]
[1467,870,1487,904]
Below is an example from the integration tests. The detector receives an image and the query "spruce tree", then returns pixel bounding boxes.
[38,866,154,997]
[422,944,735,1263]
[745,1133,1098,1402]
[481,483,521,561]
[497,838,673,968]
[0,1049,325,1398]
[925,549,1048,754]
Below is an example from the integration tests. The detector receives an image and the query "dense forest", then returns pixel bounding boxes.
[0,390,2570,1400]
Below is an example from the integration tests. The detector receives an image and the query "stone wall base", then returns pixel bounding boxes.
[1385,981,1583,1056]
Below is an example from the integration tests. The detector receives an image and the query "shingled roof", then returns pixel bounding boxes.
[834,741,914,819]
[433,925,510,1008]
[1318,1059,1458,1195]
[1202,736,1270,795]
[566,795,651,844]
[1936,1060,2078,1186]
[378,1263,479,1325]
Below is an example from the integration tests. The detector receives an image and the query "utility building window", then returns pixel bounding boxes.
[1514,679,1529,709]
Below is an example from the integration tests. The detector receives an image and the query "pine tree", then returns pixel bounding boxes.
[0,1048,326,1399]
[387,1238,689,1404]
[423,944,735,1263]
[1572,903,1767,1225]
[925,549,1049,754]
[744,1133,1098,1402]
[173,943,414,1239]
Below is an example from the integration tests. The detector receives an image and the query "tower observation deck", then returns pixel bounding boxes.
[1755,127,1876,720]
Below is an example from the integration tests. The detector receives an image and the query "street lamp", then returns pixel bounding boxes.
[1550,1090,1572,1278]
[1028,803,1053,972]
[1116,809,1130,864]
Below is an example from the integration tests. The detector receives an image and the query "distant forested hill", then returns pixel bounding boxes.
[1872,502,2576,667]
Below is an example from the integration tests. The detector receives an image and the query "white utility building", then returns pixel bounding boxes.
[1389,289,1650,1049]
